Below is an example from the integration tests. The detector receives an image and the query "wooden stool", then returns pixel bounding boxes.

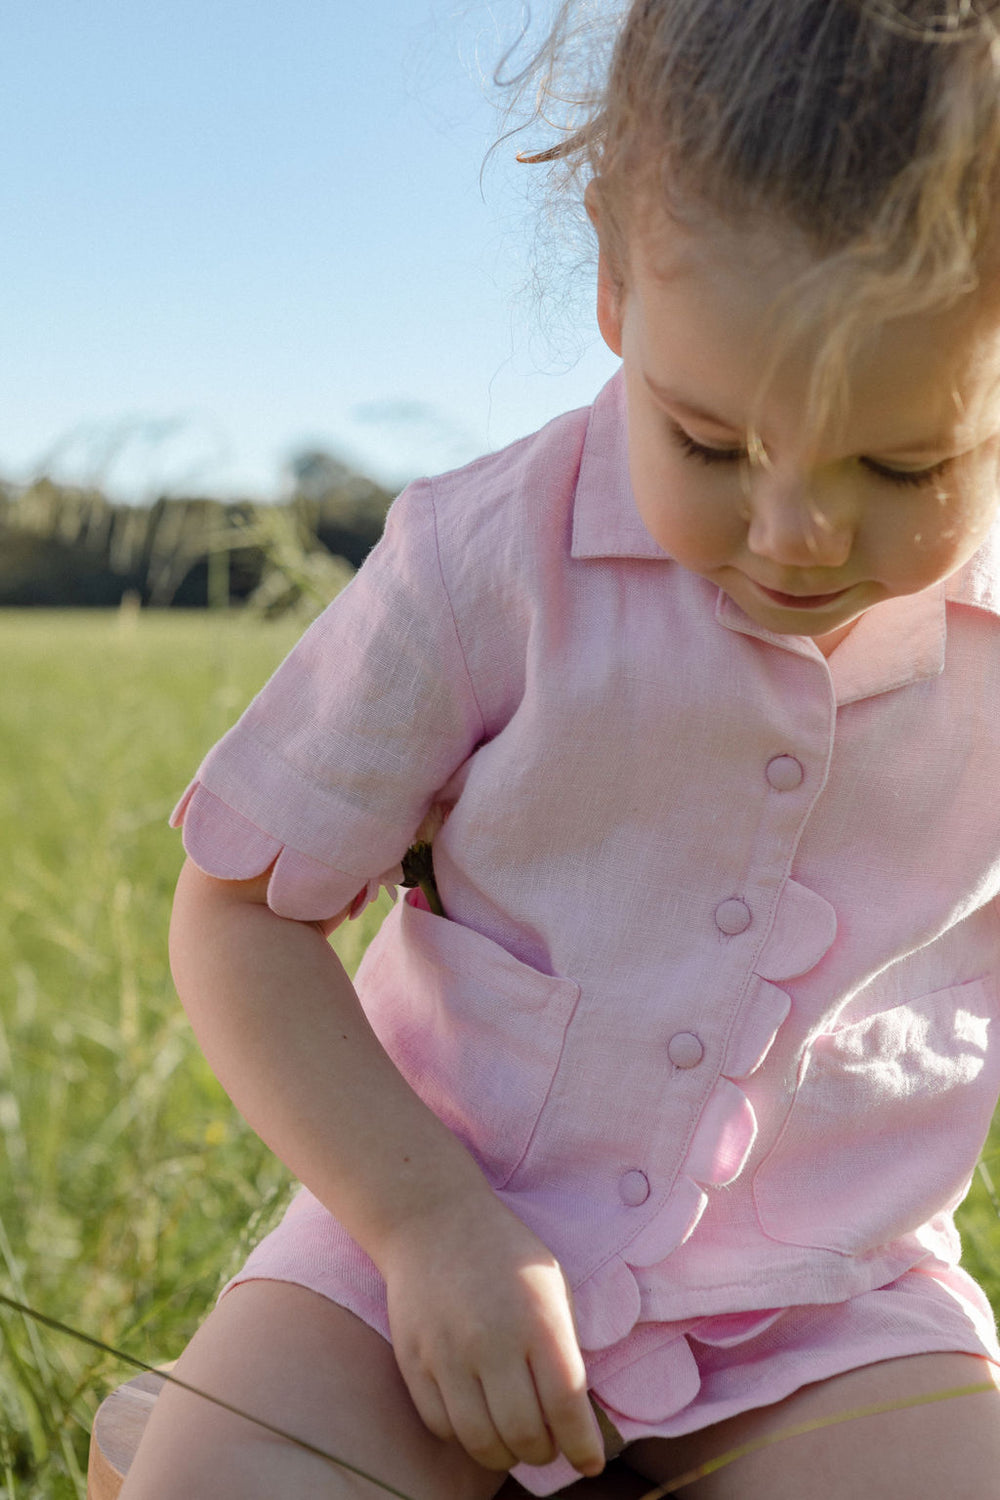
[87,1369,651,1498]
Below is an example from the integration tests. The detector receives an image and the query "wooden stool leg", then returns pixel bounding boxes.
[87,1369,170,1500]
[87,1369,650,1498]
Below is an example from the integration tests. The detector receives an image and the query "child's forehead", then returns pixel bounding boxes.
[625,199,807,280]
[623,209,1000,443]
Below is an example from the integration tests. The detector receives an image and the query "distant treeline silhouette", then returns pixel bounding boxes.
[0,451,396,615]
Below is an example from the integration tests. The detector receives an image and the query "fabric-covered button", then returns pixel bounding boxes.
[715,898,752,935]
[766,755,804,791]
[619,1170,651,1207]
[668,1031,705,1069]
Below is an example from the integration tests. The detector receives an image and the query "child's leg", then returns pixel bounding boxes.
[118,1279,508,1500]
[625,1351,1000,1499]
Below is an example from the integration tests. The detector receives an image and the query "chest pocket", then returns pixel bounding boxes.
[355,894,581,1189]
[753,977,999,1255]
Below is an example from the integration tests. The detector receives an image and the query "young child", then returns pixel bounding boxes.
[123,3,1000,1496]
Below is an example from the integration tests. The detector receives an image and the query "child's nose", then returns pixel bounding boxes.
[745,475,854,569]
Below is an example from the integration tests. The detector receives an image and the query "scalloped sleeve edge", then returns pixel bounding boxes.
[170,780,393,922]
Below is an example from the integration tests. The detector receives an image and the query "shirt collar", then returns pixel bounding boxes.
[946,511,1000,619]
[571,369,667,561]
[715,584,948,706]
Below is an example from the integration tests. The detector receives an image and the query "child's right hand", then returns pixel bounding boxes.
[379,1192,606,1478]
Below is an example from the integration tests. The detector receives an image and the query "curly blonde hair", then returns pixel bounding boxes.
[504,0,1000,427]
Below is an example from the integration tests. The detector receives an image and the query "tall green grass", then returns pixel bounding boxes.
[0,609,997,1497]
[0,610,388,1498]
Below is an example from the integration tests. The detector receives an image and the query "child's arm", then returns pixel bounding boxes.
[169,858,605,1479]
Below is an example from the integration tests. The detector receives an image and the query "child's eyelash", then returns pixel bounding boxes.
[860,457,952,489]
[669,424,952,489]
[670,426,744,465]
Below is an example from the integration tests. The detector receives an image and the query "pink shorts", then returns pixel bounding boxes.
[222,1188,1000,1496]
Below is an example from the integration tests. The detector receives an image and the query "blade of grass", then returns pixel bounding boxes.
[0,1214,85,1490]
[0,1292,417,1500]
[636,1379,997,1497]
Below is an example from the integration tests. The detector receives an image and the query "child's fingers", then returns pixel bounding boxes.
[530,1350,606,1476]
[409,1359,561,1472]
[480,1364,559,1469]
[402,1361,527,1472]
[399,1330,600,1475]
[401,1365,454,1446]
[436,1377,521,1472]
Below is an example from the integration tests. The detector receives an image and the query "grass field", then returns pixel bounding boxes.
[0,608,998,1498]
[0,609,388,1498]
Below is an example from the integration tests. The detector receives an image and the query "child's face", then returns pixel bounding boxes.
[595,213,1000,653]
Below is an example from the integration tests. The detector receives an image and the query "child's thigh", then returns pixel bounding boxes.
[118,1279,506,1500]
[625,1351,1000,1500]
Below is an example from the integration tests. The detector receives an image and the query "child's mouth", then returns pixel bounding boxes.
[752,582,852,610]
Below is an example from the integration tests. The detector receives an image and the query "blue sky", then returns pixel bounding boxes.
[1,1,619,501]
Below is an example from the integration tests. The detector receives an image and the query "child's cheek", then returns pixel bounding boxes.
[667,477,745,568]
[631,448,739,567]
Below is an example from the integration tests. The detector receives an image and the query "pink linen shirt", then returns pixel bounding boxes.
[173,370,1000,1374]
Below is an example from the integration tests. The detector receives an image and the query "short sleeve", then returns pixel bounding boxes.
[171,478,487,920]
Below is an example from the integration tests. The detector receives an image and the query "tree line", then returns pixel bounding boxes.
[0,451,396,617]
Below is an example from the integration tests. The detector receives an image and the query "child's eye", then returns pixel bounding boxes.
[671,425,745,465]
[861,457,953,489]
[671,420,954,489]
